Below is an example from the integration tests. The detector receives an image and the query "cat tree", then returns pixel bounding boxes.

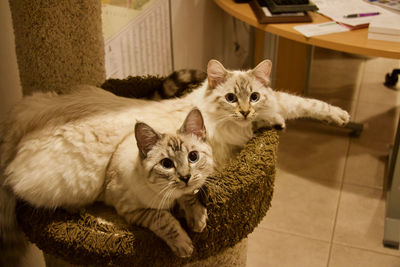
[9,1,278,266]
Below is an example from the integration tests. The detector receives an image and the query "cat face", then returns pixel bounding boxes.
[206,59,282,128]
[135,109,213,198]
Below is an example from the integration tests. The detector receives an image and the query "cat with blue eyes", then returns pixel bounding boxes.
[0,59,349,262]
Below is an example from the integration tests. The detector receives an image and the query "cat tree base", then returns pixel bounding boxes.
[16,129,277,267]
[43,239,248,267]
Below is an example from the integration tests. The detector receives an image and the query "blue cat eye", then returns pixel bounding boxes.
[225,93,238,103]
[160,158,174,169]
[188,151,199,163]
[250,92,260,102]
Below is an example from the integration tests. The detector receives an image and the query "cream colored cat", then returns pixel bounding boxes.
[2,108,213,259]
[102,109,212,257]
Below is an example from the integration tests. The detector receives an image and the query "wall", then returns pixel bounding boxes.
[0,0,22,121]
[170,0,253,71]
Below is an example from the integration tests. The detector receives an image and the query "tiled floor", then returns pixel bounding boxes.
[247,48,400,267]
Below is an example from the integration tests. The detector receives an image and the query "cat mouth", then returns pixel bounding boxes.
[235,117,253,124]
[181,183,202,194]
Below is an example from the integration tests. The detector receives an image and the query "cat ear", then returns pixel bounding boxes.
[135,122,161,158]
[207,59,227,89]
[252,59,272,86]
[179,108,206,140]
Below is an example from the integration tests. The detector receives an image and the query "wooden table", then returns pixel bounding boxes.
[214,0,400,93]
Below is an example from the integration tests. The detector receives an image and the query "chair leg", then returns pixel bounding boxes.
[384,69,400,89]
[383,116,400,250]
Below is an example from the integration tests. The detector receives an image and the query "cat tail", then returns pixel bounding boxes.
[0,183,28,267]
[161,69,206,98]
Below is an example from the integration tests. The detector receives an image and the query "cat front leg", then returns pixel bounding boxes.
[275,91,350,126]
[178,193,207,233]
[253,114,286,131]
[123,208,194,258]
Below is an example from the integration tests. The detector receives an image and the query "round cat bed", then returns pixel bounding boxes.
[16,127,278,267]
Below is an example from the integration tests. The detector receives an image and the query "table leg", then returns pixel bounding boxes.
[275,37,311,95]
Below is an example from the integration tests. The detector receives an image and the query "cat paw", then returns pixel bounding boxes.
[273,116,286,130]
[169,237,194,258]
[188,206,207,233]
[329,107,350,126]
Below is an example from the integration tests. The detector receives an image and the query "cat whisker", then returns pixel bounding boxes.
[144,182,172,221]
[155,188,170,228]
[155,187,177,228]
[156,185,177,225]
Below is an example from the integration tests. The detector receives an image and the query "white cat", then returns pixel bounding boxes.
[3,108,213,259]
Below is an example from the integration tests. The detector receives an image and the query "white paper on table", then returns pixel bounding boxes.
[313,0,395,27]
[294,22,350,37]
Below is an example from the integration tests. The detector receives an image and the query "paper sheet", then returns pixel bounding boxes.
[294,22,349,37]
[314,0,394,26]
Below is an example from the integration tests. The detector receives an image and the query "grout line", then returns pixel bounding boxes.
[332,242,400,258]
[255,226,331,244]
[342,180,384,191]
[327,58,367,266]
[326,136,352,266]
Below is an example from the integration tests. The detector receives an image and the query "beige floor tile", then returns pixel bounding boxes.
[329,244,400,267]
[343,139,390,189]
[333,184,400,257]
[278,120,349,182]
[354,101,400,144]
[358,70,400,106]
[259,169,341,241]
[247,227,330,267]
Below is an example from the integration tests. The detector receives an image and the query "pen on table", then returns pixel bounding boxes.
[343,12,380,18]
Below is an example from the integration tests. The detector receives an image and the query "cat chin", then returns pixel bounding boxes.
[232,118,254,127]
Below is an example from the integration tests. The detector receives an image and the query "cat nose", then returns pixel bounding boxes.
[179,175,191,184]
[240,110,250,118]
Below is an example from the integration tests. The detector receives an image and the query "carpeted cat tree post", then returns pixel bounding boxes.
[9,0,105,95]
[9,1,278,266]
